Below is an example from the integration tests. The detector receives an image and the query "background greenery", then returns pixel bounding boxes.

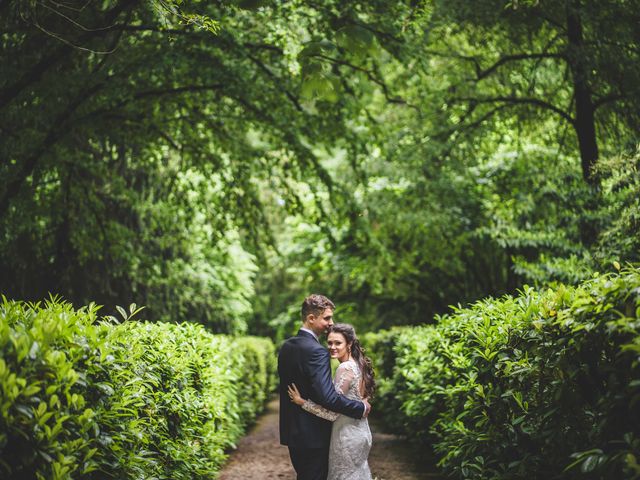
[1,0,639,477]
[2,0,638,337]
[0,0,640,478]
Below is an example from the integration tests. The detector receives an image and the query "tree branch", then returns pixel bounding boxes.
[313,53,418,110]
[74,84,226,123]
[0,0,139,110]
[107,24,193,35]
[243,52,303,112]
[450,95,575,125]
[593,93,627,110]
[0,81,105,218]
[434,104,509,142]
[133,84,225,100]
[475,53,564,80]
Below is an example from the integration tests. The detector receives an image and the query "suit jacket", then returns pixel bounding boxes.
[278,329,365,449]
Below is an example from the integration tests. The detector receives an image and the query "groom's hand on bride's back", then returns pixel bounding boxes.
[362,398,371,418]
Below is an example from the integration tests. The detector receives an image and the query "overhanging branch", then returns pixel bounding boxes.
[451,95,575,125]
[593,93,627,110]
[313,53,418,110]
[476,53,564,80]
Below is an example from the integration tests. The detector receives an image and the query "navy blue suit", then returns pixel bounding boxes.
[278,329,364,480]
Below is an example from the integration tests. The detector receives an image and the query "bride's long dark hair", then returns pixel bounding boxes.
[330,323,376,399]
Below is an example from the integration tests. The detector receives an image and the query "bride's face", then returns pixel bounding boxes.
[327,332,351,362]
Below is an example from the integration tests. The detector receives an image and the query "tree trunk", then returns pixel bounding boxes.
[566,1,599,184]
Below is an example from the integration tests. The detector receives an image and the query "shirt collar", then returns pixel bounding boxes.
[300,327,319,342]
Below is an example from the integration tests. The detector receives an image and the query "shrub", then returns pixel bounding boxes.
[364,267,640,479]
[362,327,406,433]
[0,298,276,479]
[234,336,277,421]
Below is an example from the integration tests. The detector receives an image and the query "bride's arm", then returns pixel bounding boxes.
[288,364,356,422]
[288,383,339,421]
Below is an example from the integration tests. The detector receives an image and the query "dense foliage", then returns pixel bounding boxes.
[0,298,276,479]
[364,266,640,479]
[2,1,638,337]
[248,0,640,337]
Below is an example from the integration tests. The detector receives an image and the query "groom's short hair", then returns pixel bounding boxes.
[301,294,335,320]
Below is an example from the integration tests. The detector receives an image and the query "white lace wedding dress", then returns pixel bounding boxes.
[302,359,373,480]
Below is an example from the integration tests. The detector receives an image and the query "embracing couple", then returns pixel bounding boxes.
[278,294,376,480]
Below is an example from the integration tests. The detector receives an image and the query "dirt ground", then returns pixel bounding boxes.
[219,397,443,480]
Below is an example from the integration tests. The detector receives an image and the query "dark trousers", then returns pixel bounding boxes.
[288,446,329,480]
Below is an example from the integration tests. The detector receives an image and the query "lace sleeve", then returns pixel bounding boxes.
[302,399,339,421]
[334,362,357,395]
[300,363,359,421]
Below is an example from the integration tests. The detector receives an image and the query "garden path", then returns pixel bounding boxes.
[219,397,444,480]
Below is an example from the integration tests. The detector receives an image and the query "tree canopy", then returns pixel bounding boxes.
[1,0,638,335]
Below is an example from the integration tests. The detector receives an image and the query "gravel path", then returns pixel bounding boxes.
[219,397,443,480]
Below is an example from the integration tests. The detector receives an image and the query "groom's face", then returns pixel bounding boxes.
[310,308,334,336]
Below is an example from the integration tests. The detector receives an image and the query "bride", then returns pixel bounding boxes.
[288,323,376,480]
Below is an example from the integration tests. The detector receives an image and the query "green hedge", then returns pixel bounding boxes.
[364,267,640,479]
[0,298,276,480]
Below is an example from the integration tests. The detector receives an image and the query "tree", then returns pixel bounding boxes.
[252,0,640,335]
[0,0,412,328]
[409,0,640,183]
[1,0,638,335]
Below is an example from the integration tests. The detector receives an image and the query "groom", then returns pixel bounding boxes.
[278,294,370,480]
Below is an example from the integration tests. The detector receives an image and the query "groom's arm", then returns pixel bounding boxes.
[306,348,365,419]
